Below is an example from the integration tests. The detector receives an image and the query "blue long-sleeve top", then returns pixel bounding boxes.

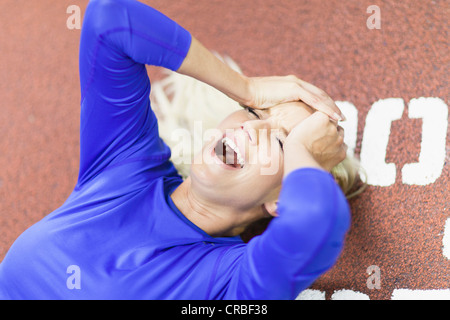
[0,0,350,300]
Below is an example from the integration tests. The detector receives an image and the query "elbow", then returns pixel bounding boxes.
[298,200,351,275]
[276,182,351,258]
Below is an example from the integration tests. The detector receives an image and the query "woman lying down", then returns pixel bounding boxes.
[0,0,365,300]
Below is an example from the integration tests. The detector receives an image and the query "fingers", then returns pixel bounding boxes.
[337,125,344,139]
[331,124,345,146]
[308,110,331,125]
[293,77,345,122]
[336,125,347,162]
[285,111,347,171]
[325,121,347,164]
[245,75,345,123]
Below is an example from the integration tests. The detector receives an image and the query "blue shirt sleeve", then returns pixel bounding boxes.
[224,168,351,299]
[77,0,192,185]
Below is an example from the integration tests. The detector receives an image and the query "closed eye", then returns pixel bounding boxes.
[246,107,261,119]
[276,137,284,151]
[247,107,284,152]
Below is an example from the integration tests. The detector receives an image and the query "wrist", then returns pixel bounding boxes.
[283,144,324,178]
[237,74,253,106]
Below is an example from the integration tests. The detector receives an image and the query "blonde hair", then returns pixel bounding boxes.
[150,54,366,199]
[331,155,367,199]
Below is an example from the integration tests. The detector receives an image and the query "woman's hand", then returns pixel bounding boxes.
[283,112,347,176]
[177,37,343,121]
[246,75,345,122]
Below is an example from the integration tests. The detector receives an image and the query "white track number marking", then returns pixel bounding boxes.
[401,97,448,185]
[360,98,404,186]
[360,97,448,187]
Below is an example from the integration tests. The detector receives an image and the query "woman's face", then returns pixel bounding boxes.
[190,101,314,213]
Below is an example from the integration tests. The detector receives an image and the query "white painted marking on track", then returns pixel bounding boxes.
[331,289,370,300]
[296,289,325,300]
[401,97,448,185]
[336,101,358,157]
[391,289,450,300]
[360,98,404,186]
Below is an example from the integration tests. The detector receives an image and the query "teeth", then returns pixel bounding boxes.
[222,137,244,168]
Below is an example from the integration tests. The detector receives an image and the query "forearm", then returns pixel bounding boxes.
[176,37,252,105]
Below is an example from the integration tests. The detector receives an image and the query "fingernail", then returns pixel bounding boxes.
[333,113,343,121]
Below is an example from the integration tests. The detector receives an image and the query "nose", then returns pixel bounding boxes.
[243,120,271,145]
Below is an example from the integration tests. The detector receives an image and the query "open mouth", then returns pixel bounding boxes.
[214,136,244,169]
